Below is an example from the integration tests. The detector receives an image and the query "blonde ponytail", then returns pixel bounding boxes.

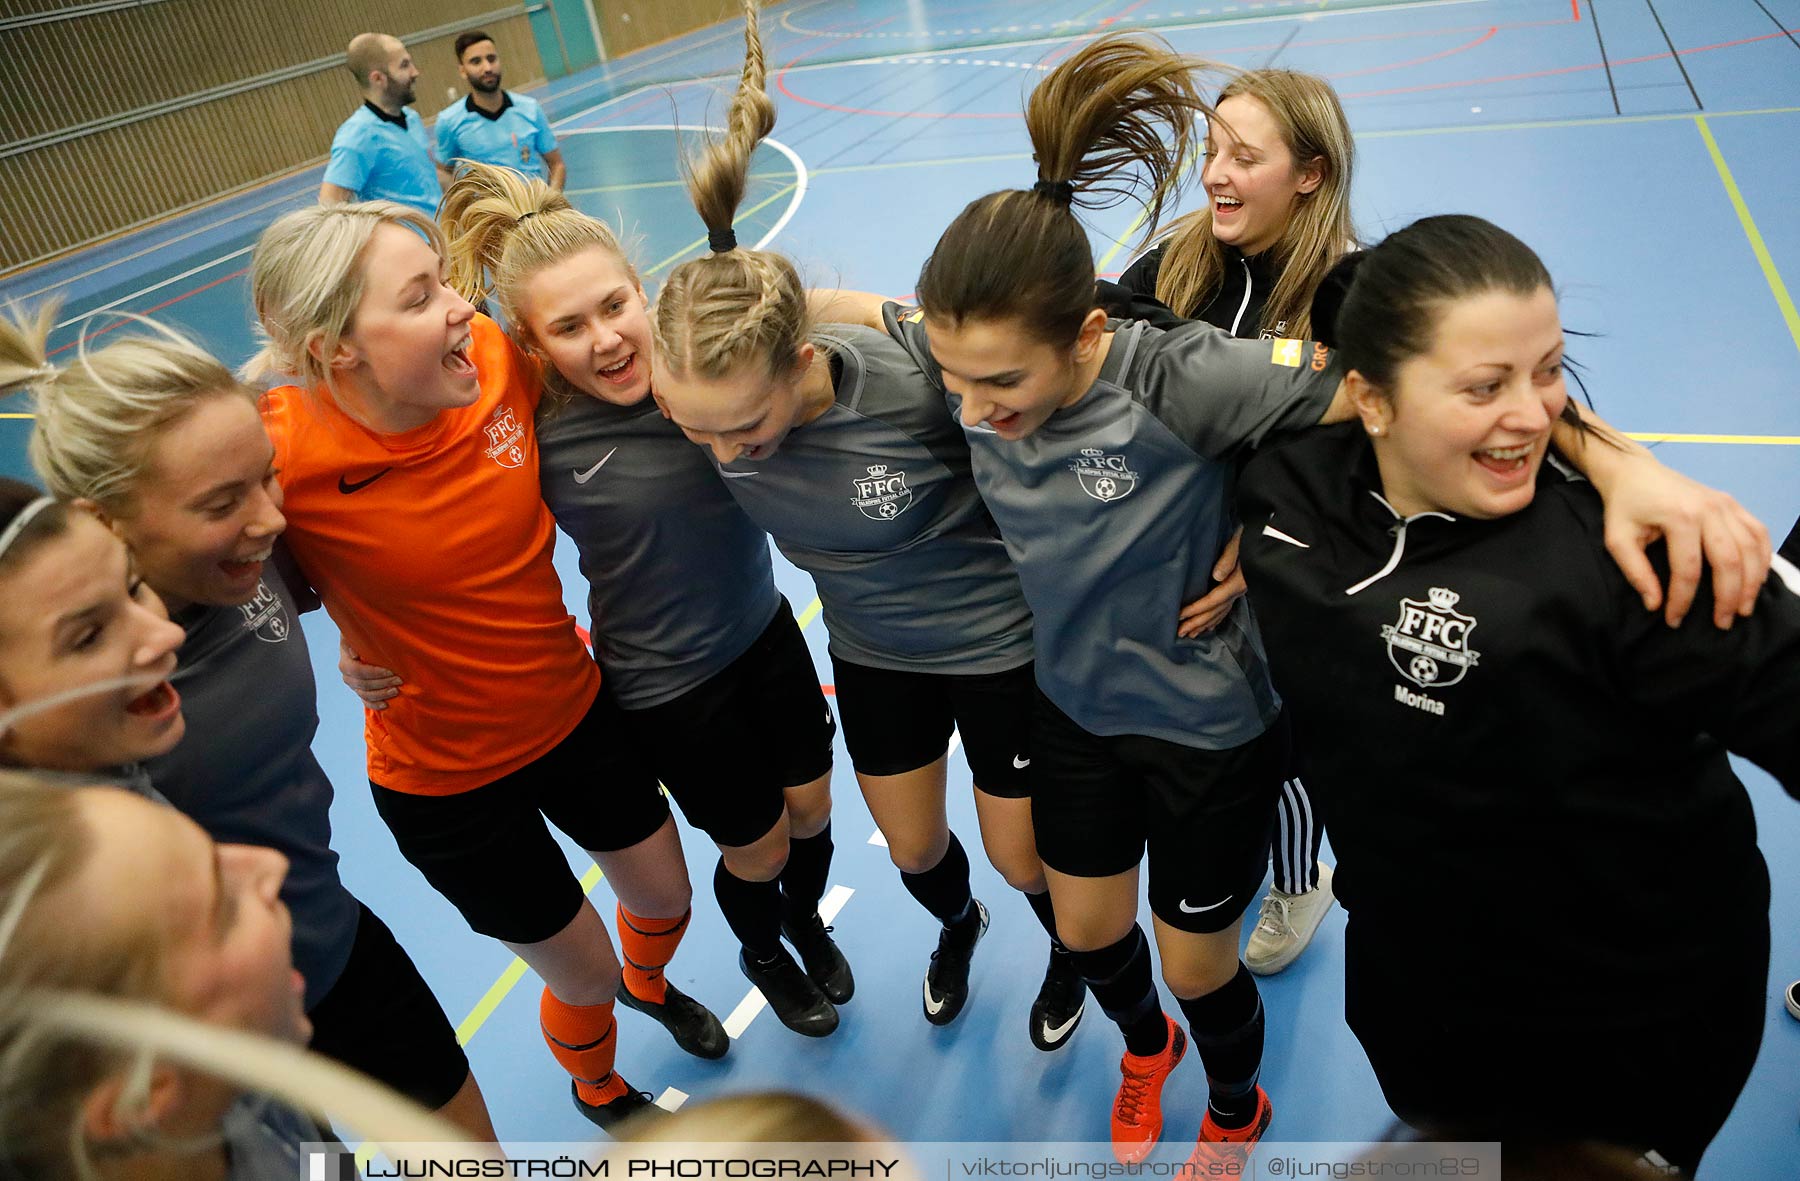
[438,161,636,369]
[652,0,812,384]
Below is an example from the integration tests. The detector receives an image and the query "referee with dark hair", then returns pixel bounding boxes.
[435,31,565,191]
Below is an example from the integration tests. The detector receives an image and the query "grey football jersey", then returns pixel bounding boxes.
[714,324,1032,674]
[888,305,1339,749]
[537,392,781,709]
[144,567,360,1009]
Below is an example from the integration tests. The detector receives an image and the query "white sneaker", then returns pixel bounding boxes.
[1243,862,1335,976]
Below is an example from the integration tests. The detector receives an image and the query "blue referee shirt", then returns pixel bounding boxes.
[435,91,557,182]
[323,101,440,214]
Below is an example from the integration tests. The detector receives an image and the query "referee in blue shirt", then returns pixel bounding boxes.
[435,32,565,191]
[320,33,442,214]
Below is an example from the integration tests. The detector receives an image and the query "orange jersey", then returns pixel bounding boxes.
[262,315,599,795]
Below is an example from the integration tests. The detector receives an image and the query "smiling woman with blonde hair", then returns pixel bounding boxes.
[245,197,698,1130]
[1,301,496,1137]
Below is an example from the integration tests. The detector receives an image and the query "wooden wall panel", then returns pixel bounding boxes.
[596,0,744,59]
[1,3,545,273]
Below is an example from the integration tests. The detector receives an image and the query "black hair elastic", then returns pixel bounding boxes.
[1032,179,1076,204]
[708,228,738,253]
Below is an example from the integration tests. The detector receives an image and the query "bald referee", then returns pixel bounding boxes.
[320,33,441,214]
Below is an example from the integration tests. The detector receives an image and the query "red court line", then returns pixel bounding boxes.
[1100,0,1158,28]
[1572,0,1582,21]
[48,266,248,358]
[776,7,1565,119]
[776,19,1023,121]
[1344,24,1800,99]
[1327,27,1498,81]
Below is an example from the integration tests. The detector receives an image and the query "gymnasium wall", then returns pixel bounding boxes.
[0,1,545,276]
[596,0,745,58]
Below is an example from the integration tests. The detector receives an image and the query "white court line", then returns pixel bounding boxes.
[30,0,1475,317]
[764,0,1485,74]
[557,125,809,253]
[52,245,254,330]
[40,124,808,337]
[654,1086,689,1112]
[20,13,750,297]
[722,883,854,1038]
[11,178,314,303]
[867,730,961,847]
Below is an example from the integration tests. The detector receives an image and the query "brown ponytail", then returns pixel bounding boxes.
[916,33,1214,345]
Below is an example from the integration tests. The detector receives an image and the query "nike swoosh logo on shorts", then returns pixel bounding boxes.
[573,447,618,484]
[1261,523,1310,548]
[1178,895,1232,914]
[719,469,760,479]
[1011,755,1031,769]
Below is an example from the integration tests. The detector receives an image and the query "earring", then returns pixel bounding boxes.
[1367,424,1384,437]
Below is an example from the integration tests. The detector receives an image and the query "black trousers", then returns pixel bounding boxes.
[1342,920,1769,1176]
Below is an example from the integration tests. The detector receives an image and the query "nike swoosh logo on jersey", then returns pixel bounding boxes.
[338,468,394,494]
[1011,755,1031,769]
[572,447,618,484]
[719,469,760,479]
[1261,523,1310,549]
[1177,895,1232,914]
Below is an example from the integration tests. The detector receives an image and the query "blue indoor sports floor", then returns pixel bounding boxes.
[2,1,1797,1174]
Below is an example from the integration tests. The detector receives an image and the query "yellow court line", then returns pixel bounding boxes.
[1628,432,1800,446]
[1362,104,1800,141]
[1093,150,1203,274]
[454,862,606,1047]
[0,413,34,419]
[1695,115,1800,359]
[450,597,824,1048]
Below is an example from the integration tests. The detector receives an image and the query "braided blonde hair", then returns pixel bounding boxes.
[652,0,813,384]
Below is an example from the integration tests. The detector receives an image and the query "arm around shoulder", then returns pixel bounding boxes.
[1553,404,1771,628]
[1614,543,1800,795]
[807,289,889,329]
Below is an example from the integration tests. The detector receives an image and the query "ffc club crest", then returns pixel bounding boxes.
[237,581,290,644]
[1069,448,1139,503]
[1381,587,1481,688]
[483,406,527,469]
[851,464,913,520]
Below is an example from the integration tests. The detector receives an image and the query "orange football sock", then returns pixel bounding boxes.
[616,904,690,1004]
